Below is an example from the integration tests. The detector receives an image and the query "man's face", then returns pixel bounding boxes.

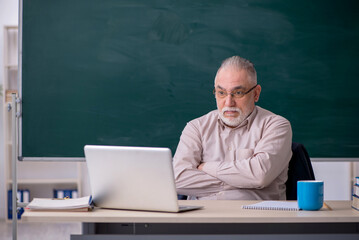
[214,67,261,127]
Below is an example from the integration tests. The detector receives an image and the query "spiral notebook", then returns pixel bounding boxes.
[242,201,300,211]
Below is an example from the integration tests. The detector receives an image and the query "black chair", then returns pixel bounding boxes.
[286,142,315,200]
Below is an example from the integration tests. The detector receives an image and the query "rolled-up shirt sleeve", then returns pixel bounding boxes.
[173,122,224,197]
[202,116,292,189]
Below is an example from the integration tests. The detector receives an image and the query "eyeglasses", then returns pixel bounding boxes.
[213,84,258,99]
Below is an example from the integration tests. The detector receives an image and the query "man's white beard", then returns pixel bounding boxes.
[219,107,247,127]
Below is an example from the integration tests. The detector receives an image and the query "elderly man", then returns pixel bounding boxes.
[173,56,292,200]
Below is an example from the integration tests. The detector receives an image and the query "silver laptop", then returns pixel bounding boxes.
[84,145,202,212]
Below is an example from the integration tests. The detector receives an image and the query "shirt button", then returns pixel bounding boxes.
[228,147,232,151]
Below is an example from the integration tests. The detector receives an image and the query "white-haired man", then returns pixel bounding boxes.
[173,56,292,200]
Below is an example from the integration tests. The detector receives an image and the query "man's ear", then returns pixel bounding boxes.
[254,84,261,102]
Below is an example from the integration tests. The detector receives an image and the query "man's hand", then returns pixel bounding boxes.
[198,163,205,171]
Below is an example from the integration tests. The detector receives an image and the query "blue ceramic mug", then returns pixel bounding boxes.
[297,180,324,211]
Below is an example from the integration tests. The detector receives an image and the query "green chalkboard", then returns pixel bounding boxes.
[22,0,359,158]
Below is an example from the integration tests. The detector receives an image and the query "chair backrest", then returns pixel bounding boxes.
[286,142,315,200]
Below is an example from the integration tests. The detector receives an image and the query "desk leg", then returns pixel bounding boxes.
[82,223,95,234]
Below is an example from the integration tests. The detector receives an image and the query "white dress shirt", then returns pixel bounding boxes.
[173,106,293,200]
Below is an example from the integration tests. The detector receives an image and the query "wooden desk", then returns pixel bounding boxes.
[22,200,359,240]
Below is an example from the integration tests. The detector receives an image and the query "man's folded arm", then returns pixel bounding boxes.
[202,116,292,189]
[173,122,224,197]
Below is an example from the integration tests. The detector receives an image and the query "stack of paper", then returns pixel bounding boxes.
[26,196,92,212]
